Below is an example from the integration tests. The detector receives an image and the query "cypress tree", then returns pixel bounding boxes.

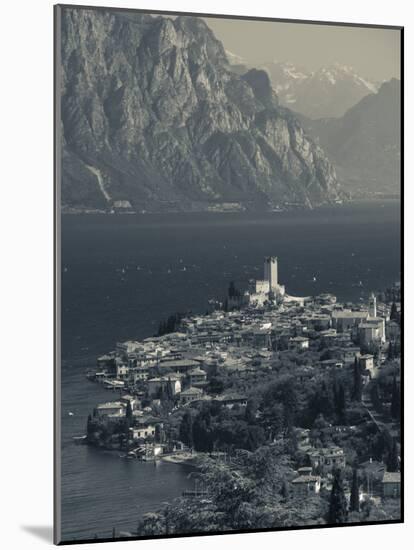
[327,469,348,524]
[126,400,133,422]
[166,378,174,401]
[280,479,290,501]
[390,376,400,420]
[350,468,360,512]
[386,440,399,472]
[179,411,193,448]
[334,381,346,421]
[390,302,398,322]
[370,383,381,412]
[352,359,363,402]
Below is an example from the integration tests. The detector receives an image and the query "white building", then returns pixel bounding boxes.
[95,401,125,417]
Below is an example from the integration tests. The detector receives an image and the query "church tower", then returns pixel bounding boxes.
[369,293,377,318]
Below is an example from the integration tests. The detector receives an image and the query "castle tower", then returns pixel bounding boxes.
[264,256,278,291]
[369,293,377,318]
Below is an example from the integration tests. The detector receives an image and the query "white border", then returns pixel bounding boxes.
[1,1,410,548]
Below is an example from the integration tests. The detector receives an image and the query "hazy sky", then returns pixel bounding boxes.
[203,17,401,81]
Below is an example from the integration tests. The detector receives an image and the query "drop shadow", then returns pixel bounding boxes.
[21,525,54,543]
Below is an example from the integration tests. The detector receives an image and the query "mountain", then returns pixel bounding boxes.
[298,79,401,194]
[60,8,342,212]
[229,59,378,119]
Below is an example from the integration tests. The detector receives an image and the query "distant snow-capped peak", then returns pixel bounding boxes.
[312,63,378,92]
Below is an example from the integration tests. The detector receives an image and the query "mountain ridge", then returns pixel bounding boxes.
[228,58,380,119]
[297,78,401,194]
[60,9,342,212]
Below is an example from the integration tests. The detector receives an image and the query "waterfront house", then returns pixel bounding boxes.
[130,419,157,440]
[103,379,125,390]
[95,401,125,418]
[116,361,129,379]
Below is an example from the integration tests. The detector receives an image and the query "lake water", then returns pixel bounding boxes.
[60,201,400,540]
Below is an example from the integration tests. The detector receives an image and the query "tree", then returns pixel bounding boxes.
[308,382,334,423]
[179,411,194,448]
[350,468,360,513]
[228,281,241,298]
[327,469,348,524]
[390,302,398,322]
[192,407,213,452]
[352,359,363,402]
[165,378,174,402]
[390,376,400,421]
[334,381,346,422]
[386,440,399,472]
[208,376,224,395]
[155,424,164,444]
[280,479,290,501]
[370,383,382,413]
[157,312,184,336]
[245,398,258,424]
[157,321,166,336]
[137,512,165,536]
[126,400,133,422]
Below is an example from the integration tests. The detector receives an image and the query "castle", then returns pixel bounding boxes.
[248,256,285,306]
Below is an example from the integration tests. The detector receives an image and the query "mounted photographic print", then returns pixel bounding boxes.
[54,4,403,544]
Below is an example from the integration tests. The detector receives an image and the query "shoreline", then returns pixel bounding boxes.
[160,452,199,465]
[61,197,400,216]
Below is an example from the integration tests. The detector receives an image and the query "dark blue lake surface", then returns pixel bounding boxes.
[60,201,400,540]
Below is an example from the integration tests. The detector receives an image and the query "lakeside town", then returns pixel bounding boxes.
[83,256,401,536]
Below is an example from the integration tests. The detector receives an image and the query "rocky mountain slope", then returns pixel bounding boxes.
[298,79,401,194]
[60,9,342,212]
